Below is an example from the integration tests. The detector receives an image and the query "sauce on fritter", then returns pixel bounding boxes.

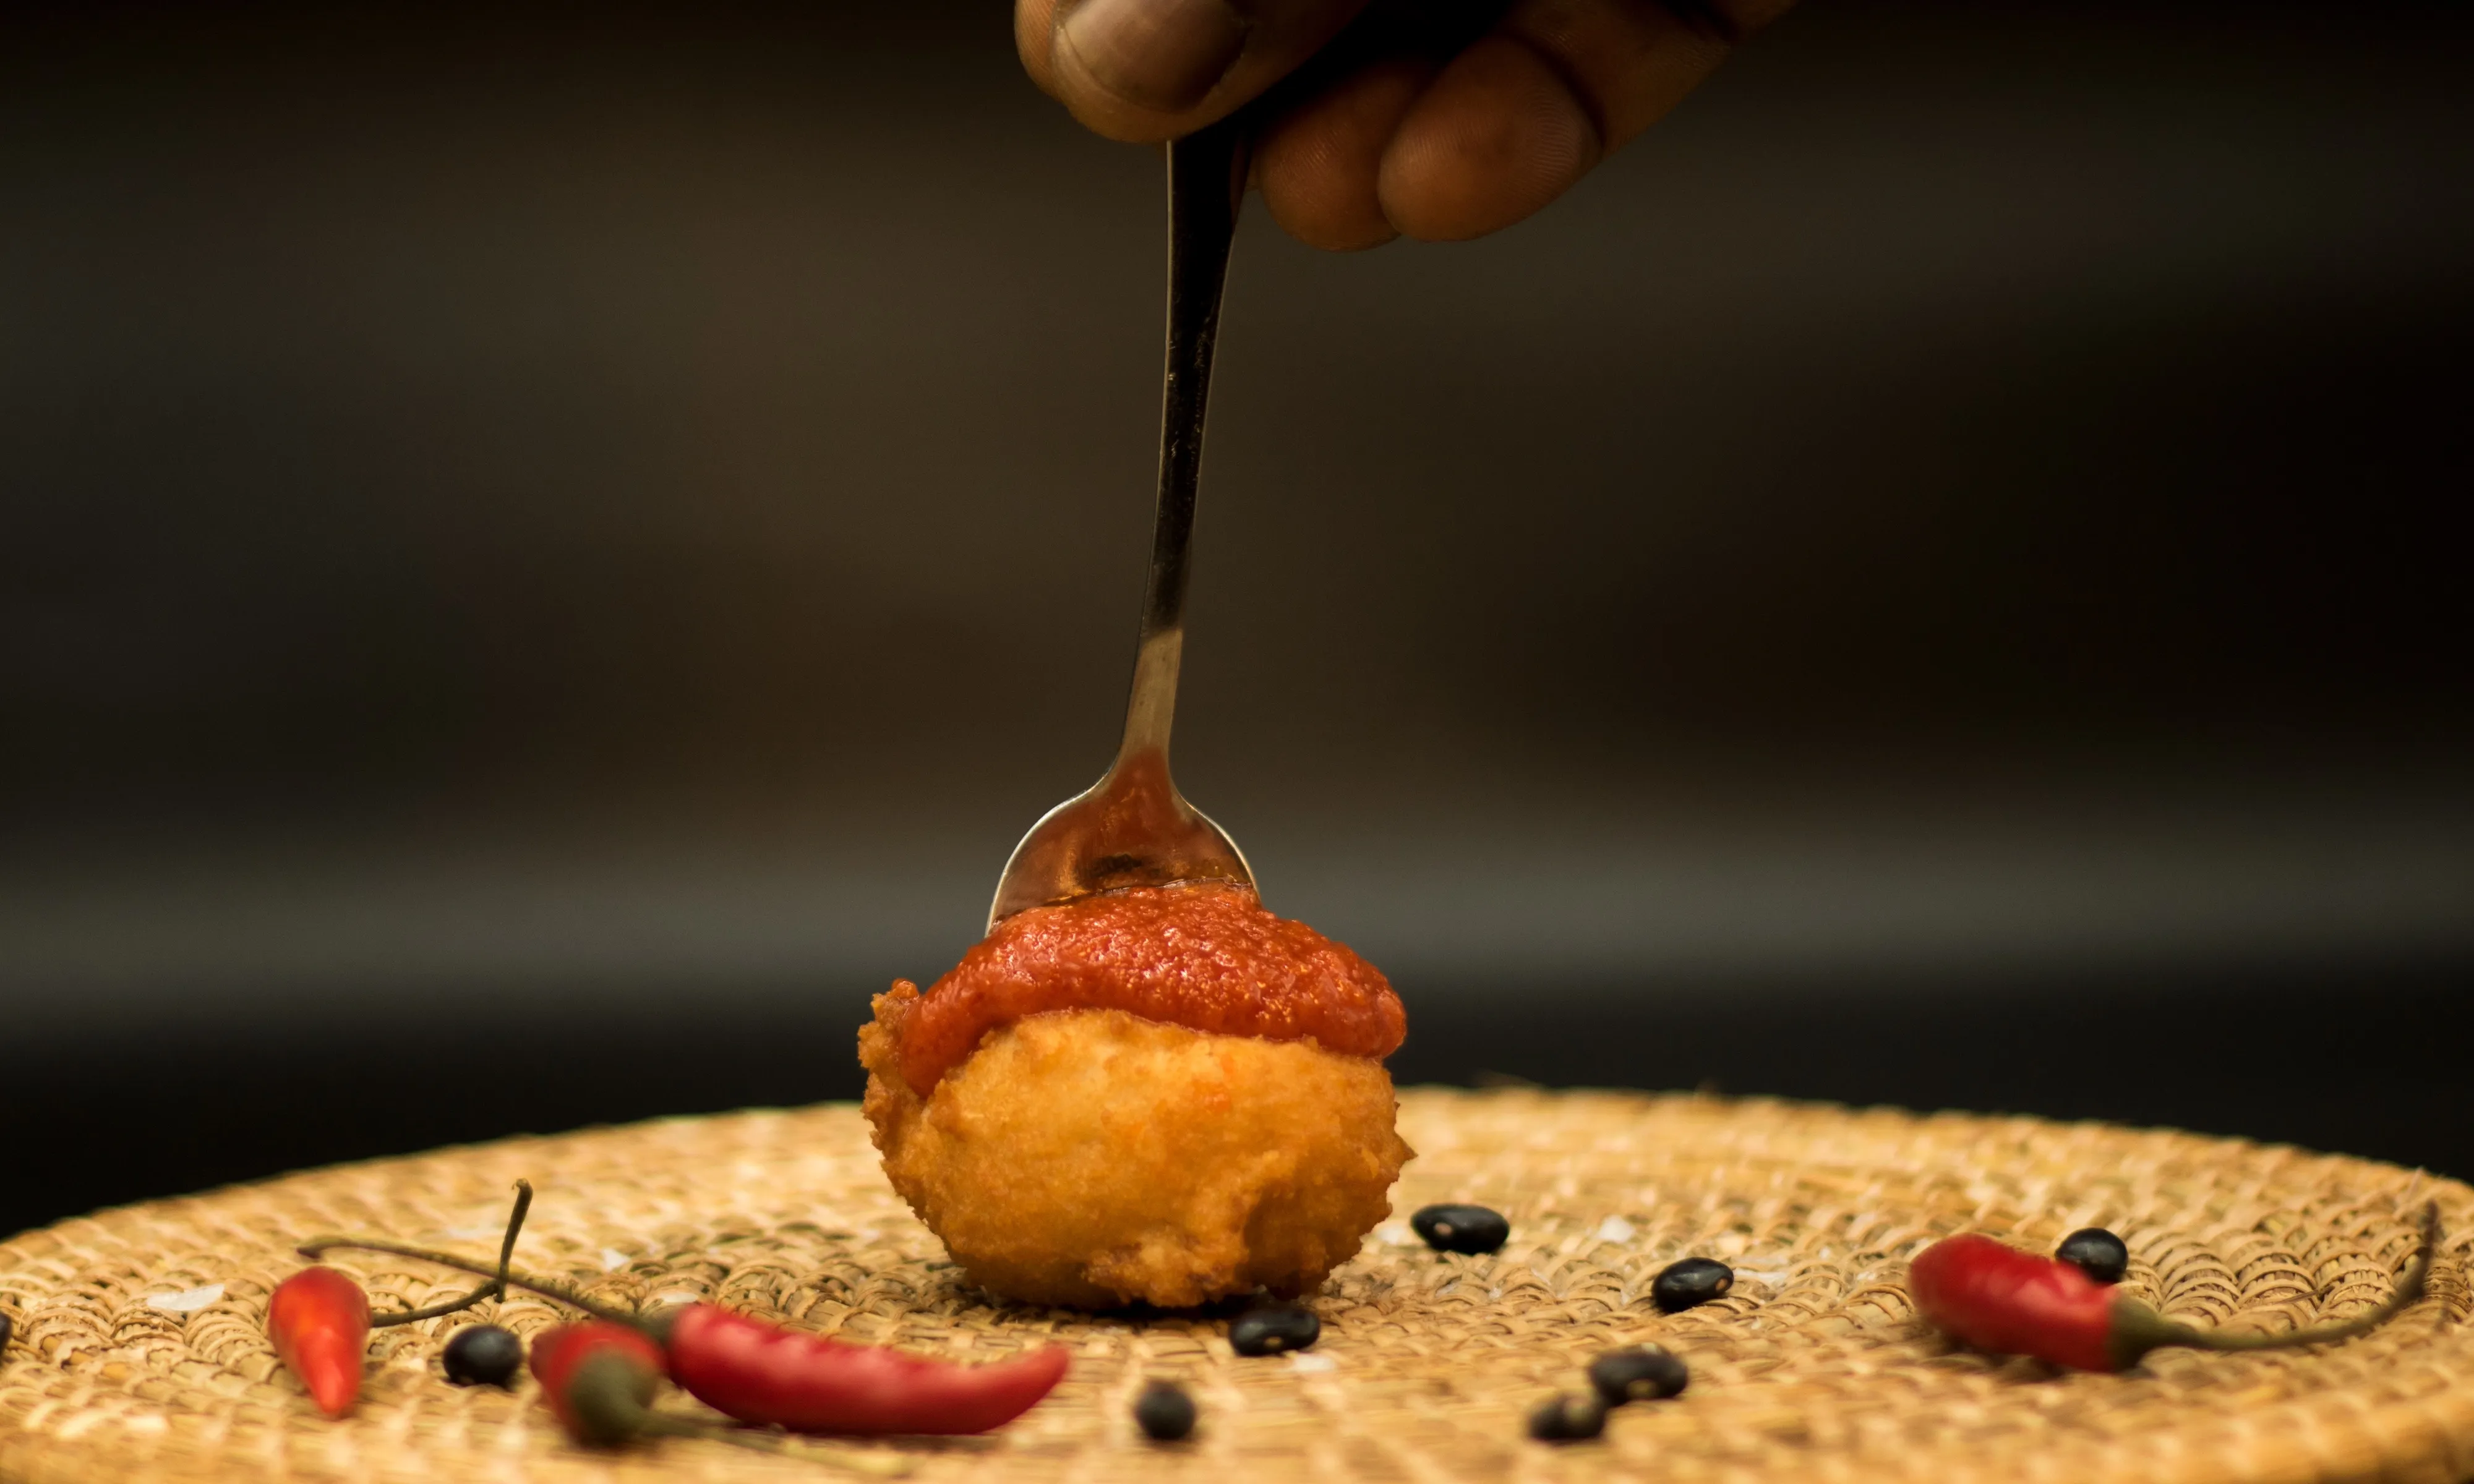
[890,884,1405,1096]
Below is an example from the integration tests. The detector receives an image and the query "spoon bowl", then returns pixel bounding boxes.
[984,725,1254,929]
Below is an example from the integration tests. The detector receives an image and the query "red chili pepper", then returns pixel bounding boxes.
[267,1266,372,1416]
[529,1322,671,1446]
[663,1302,1071,1435]
[528,1321,918,1475]
[1909,1205,2439,1372]
[297,1235,1071,1436]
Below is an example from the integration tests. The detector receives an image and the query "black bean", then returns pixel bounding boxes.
[0,1312,12,1362]
[442,1324,524,1388]
[1228,1302,1320,1356]
[1410,1203,1510,1255]
[1587,1344,1689,1404]
[1526,1391,1607,1442]
[1133,1380,1197,1441]
[2055,1227,2130,1286]
[1650,1256,1735,1313]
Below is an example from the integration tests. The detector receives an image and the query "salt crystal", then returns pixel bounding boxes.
[653,1290,700,1305]
[1374,1222,1418,1247]
[1288,1353,1338,1373]
[1594,1216,1637,1244]
[145,1284,224,1313]
[600,1250,632,1271]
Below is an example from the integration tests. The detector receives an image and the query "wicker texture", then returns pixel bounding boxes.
[3,1088,2470,1484]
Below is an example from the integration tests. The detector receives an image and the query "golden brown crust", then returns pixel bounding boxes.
[860,1000,1412,1308]
[857,979,921,1152]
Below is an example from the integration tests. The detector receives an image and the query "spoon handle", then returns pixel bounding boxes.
[983,121,1258,928]
[1116,118,1250,765]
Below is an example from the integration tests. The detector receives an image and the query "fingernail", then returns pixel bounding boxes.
[1060,0,1248,113]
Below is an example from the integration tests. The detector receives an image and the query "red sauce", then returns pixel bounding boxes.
[891,885,1406,1096]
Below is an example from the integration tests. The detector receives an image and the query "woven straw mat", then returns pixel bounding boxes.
[3,1088,2470,1484]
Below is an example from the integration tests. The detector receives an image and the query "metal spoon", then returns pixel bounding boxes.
[987,119,1256,931]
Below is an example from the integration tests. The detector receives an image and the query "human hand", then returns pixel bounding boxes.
[1017,0,1796,249]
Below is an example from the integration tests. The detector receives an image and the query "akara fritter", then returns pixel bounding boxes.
[858,884,1411,1309]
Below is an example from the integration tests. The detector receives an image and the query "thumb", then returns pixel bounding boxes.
[1019,0,1377,142]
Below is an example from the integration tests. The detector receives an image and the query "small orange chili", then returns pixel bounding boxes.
[267,1267,372,1416]
[1908,1205,2438,1371]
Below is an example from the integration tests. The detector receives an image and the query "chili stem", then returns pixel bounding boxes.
[368,1180,534,1329]
[299,1234,644,1331]
[2179,1203,2441,1353]
[368,1284,499,1328]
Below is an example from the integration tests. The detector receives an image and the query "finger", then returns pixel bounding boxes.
[1256,56,1434,252]
[1379,0,1792,242]
[1377,33,1601,243]
[1018,0,1379,143]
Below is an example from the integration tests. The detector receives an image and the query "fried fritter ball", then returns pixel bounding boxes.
[860,997,1412,1309]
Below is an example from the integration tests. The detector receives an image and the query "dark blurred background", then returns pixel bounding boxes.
[4,1,2469,1242]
